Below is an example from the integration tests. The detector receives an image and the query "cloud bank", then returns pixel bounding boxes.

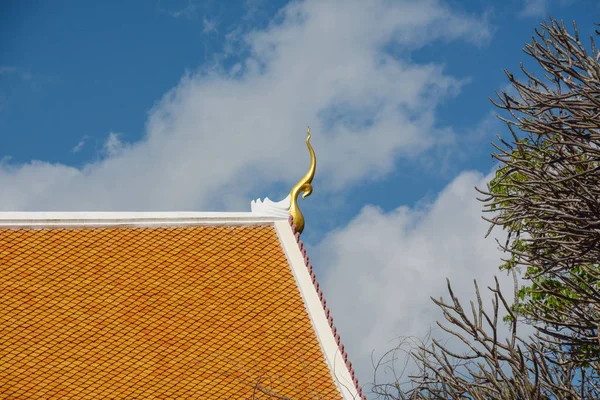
[317,170,523,388]
[0,0,491,211]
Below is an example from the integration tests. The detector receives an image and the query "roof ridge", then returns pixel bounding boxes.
[288,215,366,400]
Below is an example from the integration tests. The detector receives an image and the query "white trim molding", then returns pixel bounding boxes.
[0,211,286,229]
[274,221,360,400]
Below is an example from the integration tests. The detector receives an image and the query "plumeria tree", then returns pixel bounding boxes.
[371,17,600,399]
[479,17,600,359]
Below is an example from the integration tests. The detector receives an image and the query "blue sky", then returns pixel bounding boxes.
[2,0,599,393]
[2,1,597,224]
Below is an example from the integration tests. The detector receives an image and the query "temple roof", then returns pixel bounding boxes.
[0,212,364,399]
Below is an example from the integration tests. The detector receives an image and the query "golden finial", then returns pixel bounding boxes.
[289,126,316,234]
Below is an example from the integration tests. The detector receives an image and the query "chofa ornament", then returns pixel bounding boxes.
[289,126,316,234]
[250,126,316,234]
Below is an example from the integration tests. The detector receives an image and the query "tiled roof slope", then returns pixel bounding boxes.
[0,225,343,399]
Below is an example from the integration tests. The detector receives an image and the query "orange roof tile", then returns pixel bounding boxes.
[0,225,343,399]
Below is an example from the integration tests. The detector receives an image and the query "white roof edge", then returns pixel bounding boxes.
[274,221,360,400]
[0,211,285,229]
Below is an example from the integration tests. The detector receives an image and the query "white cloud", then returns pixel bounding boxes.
[202,16,218,34]
[0,0,491,212]
[316,170,529,390]
[164,0,201,19]
[519,0,548,18]
[72,139,86,153]
[103,132,127,158]
[0,159,80,210]
[243,0,268,21]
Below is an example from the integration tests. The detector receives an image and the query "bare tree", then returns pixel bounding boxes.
[370,276,600,399]
[476,17,600,358]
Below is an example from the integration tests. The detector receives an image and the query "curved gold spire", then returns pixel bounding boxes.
[289,126,316,234]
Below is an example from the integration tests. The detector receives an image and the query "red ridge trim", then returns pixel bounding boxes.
[288,217,367,400]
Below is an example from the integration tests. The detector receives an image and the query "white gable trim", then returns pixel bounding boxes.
[0,212,285,229]
[274,221,360,400]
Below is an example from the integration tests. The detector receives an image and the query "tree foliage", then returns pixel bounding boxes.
[478,17,600,358]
